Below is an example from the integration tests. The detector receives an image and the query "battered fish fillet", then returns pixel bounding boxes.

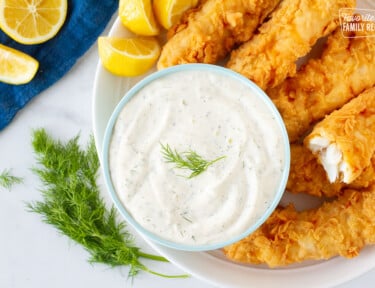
[224,185,375,267]
[267,26,375,142]
[305,87,375,184]
[226,0,355,90]
[157,0,281,69]
[287,144,375,197]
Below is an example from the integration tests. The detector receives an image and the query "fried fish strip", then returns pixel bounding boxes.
[305,87,375,184]
[224,186,375,267]
[267,27,375,142]
[226,0,355,90]
[287,144,375,197]
[157,0,281,69]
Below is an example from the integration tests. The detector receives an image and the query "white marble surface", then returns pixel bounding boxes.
[1,26,375,288]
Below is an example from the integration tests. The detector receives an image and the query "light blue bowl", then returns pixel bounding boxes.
[102,63,290,251]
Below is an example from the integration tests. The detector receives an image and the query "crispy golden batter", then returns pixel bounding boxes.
[226,0,355,90]
[157,0,280,69]
[305,87,375,184]
[224,186,375,267]
[287,144,344,197]
[268,27,375,142]
[287,144,375,197]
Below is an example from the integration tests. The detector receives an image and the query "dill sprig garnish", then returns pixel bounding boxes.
[0,169,23,191]
[28,129,188,279]
[160,143,226,179]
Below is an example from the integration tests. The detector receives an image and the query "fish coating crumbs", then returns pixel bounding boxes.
[227,0,355,90]
[287,144,375,197]
[267,25,375,142]
[157,0,281,69]
[305,87,375,184]
[224,185,375,267]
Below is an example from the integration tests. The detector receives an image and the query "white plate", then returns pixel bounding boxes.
[92,3,375,287]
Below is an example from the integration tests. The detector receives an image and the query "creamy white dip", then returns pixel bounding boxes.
[109,68,286,246]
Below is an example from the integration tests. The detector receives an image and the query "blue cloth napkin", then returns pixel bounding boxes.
[0,0,118,131]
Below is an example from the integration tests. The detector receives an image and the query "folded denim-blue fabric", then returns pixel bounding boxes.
[0,0,118,130]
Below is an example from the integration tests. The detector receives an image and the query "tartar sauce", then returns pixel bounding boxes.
[109,68,286,246]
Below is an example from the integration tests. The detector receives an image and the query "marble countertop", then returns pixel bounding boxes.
[1,25,375,288]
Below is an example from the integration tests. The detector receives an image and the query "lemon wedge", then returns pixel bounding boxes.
[119,0,159,36]
[98,37,161,77]
[153,0,198,29]
[0,0,67,45]
[0,44,39,85]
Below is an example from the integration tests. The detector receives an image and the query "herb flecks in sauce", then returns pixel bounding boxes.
[110,70,286,245]
[160,143,226,179]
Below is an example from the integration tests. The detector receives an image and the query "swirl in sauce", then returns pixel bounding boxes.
[109,69,286,246]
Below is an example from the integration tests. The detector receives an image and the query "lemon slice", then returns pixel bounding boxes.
[98,37,161,77]
[119,0,159,36]
[153,0,198,29]
[0,44,39,85]
[0,0,68,45]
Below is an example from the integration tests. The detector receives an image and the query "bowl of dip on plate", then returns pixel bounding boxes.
[102,64,290,251]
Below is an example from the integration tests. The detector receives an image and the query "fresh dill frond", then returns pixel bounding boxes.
[0,169,23,191]
[28,129,188,279]
[160,143,226,178]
